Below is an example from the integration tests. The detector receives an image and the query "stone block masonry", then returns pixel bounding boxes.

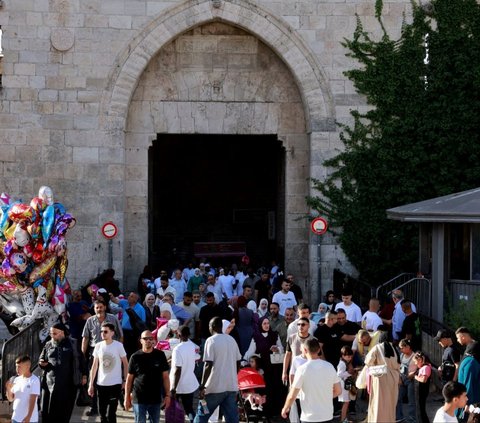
[0,0,410,299]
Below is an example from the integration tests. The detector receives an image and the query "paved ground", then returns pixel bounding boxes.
[69,390,445,423]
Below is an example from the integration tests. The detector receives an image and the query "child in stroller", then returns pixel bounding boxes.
[238,360,269,423]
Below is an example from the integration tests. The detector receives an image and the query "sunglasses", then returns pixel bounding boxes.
[297,323,307,327]
[101,330,110,334]
[142,337,154,341]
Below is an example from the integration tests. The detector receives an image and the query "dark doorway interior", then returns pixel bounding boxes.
[148,134,285,272]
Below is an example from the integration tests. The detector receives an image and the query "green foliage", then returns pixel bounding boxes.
[308,0,480,284]
[445,295,480,339]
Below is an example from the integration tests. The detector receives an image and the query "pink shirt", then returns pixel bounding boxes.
[418,364,432,380]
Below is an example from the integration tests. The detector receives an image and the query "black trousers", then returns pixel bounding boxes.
[97,383,122,423]
[177,392,195,422]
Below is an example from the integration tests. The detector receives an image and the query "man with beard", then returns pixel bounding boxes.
[125,330,170,423]
[39,323,87,423]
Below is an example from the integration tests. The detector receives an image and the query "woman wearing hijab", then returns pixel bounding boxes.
[143,293,160,330]
[364,330,401,422]
[325,290,338,311]
[310,303,328,325]
[257,298,269,318]
[243,317,284,417]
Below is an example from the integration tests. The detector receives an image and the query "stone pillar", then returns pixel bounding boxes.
[431,223,445,322]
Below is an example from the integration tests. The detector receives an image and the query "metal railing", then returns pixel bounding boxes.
[419,313,453,367]
[1,319,44,400]
[375,272,416,300]
[391,277,432,317]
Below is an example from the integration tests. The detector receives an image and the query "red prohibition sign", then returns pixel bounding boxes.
[311,217,328,235]
[102,221,118,239]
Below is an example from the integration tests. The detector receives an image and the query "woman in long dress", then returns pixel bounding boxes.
[364,331,401,422]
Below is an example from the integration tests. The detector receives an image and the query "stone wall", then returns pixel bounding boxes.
[0,0,410,297]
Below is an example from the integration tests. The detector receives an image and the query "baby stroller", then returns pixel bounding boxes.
[237,368,270,423]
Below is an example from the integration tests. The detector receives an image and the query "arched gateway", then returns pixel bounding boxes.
[99,0,336,300]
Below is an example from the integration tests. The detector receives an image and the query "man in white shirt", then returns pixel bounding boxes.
[361,298,383,331]
[88,322,129,423]
[433,381,467,423]
[281,338,341,422]
[170,269,187,303]
[6,355,40,423]
[205,274,223,303]
[170,326,200,423]
[272,279,297,316]
[156,275,177,301]
[153,270,168,293]
[218,268,236,299]
[336,291,362,325]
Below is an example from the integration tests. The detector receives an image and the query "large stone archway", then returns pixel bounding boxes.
[99,0,336,298]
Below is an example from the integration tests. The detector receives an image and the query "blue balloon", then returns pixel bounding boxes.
[54,202,66,216]
[42,205,55,247]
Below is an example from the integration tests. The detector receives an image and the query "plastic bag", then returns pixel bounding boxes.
[165,398,185,423]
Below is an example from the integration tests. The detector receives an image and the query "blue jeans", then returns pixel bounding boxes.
[193,391,239,423]
[396,379,416,423]
[132,403,161,423]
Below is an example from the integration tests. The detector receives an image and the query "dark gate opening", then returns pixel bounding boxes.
[148,134,285,272]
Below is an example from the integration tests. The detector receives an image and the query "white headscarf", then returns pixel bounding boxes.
[257,298,269,317]
[159,302,176,319]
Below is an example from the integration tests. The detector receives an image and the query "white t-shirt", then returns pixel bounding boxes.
[361,311,383,331]
[292,359,341,422]
[336,302,362,323]
[11,374,40,422]
[272,291,297,316]
[433,407,458,422]
[93,340,127,386]
[203,333,241,394]
[170,340,200,394]
[289,355,307,376]
[218,274,236,299]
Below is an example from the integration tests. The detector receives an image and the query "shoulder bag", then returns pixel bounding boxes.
[368,343,388,377]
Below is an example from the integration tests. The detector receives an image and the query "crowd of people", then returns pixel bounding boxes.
[4,262,480,423]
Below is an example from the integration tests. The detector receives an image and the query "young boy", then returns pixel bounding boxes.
[5,354,40,423]
[434,381,468,422]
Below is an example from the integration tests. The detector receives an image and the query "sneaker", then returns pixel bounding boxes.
[86,408,98,416]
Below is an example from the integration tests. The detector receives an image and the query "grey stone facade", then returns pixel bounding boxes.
[0,0,410,300]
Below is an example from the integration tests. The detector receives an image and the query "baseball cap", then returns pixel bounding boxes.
[434,329,452,342]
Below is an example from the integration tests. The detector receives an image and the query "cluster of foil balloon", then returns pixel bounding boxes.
[0,186,75,338]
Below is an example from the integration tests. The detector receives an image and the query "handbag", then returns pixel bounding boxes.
[165,398,185,423]
[270,352,285,364]
[368,343,388,377]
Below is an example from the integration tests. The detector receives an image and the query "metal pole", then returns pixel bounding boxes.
[108,239,113,269]
[317,234,322,306]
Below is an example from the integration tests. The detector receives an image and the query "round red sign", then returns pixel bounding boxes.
[101,221,118,239]
[310,217,328,235]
